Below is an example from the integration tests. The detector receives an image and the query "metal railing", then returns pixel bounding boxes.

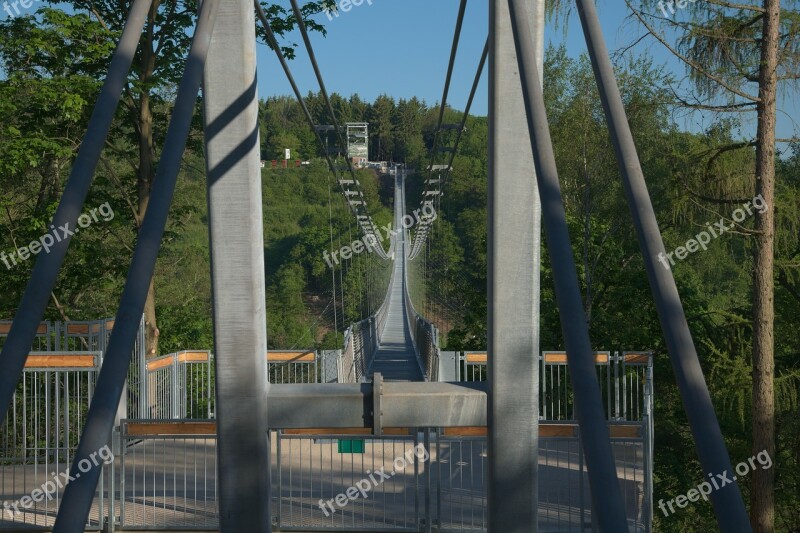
[109,421,218,531]
[341,318,377,384]
[320,350,341,384]
[1,324,652,531]
[403,252,439,382]
[143,349,339,415]
[0,322,52,352]
[0,316,141,531]
[458,351,654,420]
[457,349,655,532]
[100,423,650,532]
[144,351,213,420]
[275,430,423,531]
[0,351,107,530]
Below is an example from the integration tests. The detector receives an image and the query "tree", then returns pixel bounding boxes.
[393,97,427,164]
[3,0,334,358]
[0,9,129,323]
[624,1,800,528]
[268,131,303,161]
[368,95,395,161]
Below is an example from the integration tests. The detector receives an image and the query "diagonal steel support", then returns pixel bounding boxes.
[575,0,750,529]
[203,0,270,531]
[0,0,153,430]
[50,1,223,530]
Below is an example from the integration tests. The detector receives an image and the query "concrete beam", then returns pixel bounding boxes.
[267,382,488,429]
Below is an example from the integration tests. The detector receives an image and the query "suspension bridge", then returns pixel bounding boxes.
[0,0,754,532]
[364,170,425,382]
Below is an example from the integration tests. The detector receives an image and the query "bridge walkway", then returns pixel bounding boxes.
[366,169,424,382]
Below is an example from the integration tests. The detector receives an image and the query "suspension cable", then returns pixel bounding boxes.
[443,38,488,187]
[410,35,489,259]
[426,0,469,180]
[289,0,359,184]
[255,1,388,259]
[326,174,339,338]
[288,0,389,260]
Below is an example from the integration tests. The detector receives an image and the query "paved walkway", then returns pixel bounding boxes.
[368,170,424,382]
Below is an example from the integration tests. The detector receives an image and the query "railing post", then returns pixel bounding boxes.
[108,425,119,533]
[435,429,442,531]
[207,352,213,418]
[276,430,282,528]
[171,352,180,419]
[578,429,586,529]
[645,354,654,531]
[120,424,126,528]
[424,428,432,533]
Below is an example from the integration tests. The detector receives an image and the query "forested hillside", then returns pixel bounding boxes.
[1,7,799,529]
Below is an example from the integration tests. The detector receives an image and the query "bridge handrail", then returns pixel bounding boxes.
[404,283,439,382]
[341,227,396,383]
[396,168,439,382]
[402,229,440,382]
[374,261,394,339]
[340,315,377,383]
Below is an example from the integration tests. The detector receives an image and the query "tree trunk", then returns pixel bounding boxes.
[137,7,160,359]
[751,0,780,530]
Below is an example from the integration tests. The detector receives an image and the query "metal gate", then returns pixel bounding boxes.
[105,422,650,532]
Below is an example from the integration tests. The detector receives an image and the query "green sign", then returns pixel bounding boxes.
[338,439,365,454]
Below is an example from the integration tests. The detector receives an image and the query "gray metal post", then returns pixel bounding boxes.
[109,431,116,533]
[424,428,432,533]
[505,0,629,529]
[574,0,750,529]
[141,345,149,419]
[276,430,283,528]
[486,0,542,531]
[0,0,153,429]
[171,353,180,418]
[203,0,270,530]
[50,0,222,529]
[116,382,127,427]
[579,438,586,529]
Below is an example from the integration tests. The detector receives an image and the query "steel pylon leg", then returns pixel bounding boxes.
[487,1,543,531]
[202,0,271,530]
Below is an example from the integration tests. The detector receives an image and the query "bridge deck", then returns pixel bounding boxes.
[369,237,423,382]
[367,170,424,382]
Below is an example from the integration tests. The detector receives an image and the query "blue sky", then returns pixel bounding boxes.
[259,0,798,145]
